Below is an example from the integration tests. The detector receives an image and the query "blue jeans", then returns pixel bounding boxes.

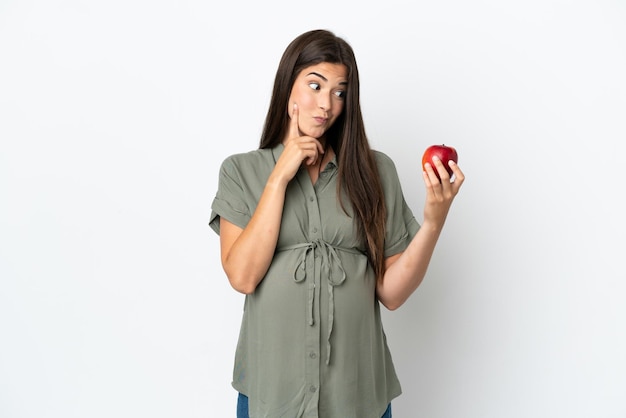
[237,393,392,417]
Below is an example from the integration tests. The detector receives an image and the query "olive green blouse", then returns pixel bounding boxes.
[209,144,420,418]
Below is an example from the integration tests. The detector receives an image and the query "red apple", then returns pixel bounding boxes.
[422,144,458,180]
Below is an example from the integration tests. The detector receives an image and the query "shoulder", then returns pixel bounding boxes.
[219,148,275,173]
[221,148,273,166]
[372,150,399,176]
[371,150,408,197]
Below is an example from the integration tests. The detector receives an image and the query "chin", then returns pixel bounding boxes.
[306,128,327,139]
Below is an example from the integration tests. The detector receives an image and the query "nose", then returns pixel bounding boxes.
[318,93,331,112]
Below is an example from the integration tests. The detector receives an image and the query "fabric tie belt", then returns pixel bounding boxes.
[277,239,364,365]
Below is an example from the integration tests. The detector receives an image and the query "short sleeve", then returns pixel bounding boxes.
[375,152,420,257]
[209,156,252,235]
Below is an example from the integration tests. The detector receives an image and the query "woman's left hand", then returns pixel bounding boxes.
[422,156,465,230]
[378,156,465,310]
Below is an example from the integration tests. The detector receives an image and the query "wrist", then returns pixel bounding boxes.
[265,173,290,191]
[420,219,444,235]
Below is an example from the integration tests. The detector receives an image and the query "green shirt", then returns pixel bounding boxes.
[209,144,420,418]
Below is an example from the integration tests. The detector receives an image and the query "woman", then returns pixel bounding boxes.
[209,29,464,418]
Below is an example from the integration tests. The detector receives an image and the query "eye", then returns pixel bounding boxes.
[308,82,321,91]
[334,90,345,99]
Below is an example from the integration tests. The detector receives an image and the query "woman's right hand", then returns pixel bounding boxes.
[271,103,325,185]
[220,104,325,294]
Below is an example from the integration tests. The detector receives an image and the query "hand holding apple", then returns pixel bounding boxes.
[422,144,459,181]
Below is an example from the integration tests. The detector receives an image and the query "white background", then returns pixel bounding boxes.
[1,0,625,417]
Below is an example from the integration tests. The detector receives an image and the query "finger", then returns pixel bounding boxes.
[422,169,433,188]
[304,139,325,166]
[287,103,300,141]
[423,161,442,186]
[431,156,452,183]
[448,160,465,192]
[422,169,443,204]
[316,139,325,155]
[449,161,464,183]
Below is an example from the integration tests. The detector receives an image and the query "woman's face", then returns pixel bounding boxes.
[287,62,348,140]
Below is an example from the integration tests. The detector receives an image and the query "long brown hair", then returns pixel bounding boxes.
[259,29,387,280]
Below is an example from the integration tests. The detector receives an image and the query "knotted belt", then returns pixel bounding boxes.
[277,239,365,365]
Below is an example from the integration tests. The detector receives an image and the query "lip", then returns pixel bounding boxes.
[313,116,328,125]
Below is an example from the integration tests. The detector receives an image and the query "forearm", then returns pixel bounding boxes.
[377,221,443,310]
[222,177,287,294]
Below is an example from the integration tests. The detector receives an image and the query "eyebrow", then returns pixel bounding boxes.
[307,71,348,85]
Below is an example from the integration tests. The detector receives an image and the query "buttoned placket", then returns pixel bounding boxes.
[273,151,352,416]
[301,166,324,414]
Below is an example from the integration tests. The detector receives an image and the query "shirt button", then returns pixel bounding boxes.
[312,227,318,233]
[309,385,317,393]
[309,196,315,202]
[309,352,317,359]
